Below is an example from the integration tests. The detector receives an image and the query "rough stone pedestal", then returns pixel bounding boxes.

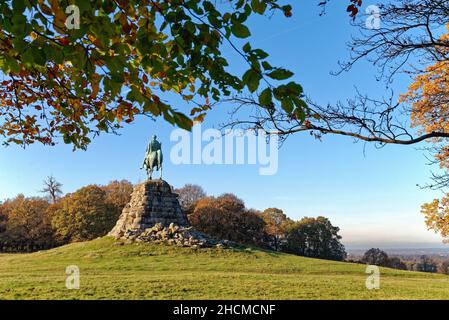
[108,179,189,239]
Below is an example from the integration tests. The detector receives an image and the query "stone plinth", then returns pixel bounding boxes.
[108,179,189,239]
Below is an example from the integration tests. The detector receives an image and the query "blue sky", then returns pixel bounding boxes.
[0,1,446,248]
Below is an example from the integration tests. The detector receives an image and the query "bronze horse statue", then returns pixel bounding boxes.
[141,135,163,180]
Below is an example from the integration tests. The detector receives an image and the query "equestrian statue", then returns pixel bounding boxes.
[141,135,163,180]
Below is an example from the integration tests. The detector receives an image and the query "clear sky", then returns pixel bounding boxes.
[0,1,446,248]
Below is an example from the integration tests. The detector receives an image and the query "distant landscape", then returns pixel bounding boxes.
[1,177,449,300]
[2,0,449,302]
[347,246,449,257]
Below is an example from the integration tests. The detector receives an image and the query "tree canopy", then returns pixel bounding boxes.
[361,248,389,267]
[421,196,449,243]
[50,184,117,242]
[0,195,54,245]
[259,207,291,251]
[0,0,313,149]
[189,193,266,245]
[174,183,206,214]
[283,216,346,261]
[39,175,63,203]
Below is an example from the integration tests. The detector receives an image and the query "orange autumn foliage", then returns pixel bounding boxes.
[404,24,449,242]
[421,196,449,243]
[401,24,449,168]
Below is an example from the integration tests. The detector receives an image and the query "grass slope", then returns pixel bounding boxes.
[0,237,448,299]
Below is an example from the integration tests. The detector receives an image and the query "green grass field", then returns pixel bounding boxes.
[0,237,448,299]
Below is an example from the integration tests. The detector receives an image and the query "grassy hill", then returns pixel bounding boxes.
[0,237,448,299]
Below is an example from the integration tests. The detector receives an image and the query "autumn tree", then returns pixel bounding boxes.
[0,0,319,149]
[101,180,133,212]
[1,195,54,246]
[400,23,449,173]
[259,207,291,251]
[0,201,7,235]
[189,193,266,246]
[420,196,449,243]
[40,176,63,203]
[283,216,346,261]
[51,185,116,243]
[174,184,207,215]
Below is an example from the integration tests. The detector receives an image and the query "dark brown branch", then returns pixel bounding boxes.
[271,125,449,145]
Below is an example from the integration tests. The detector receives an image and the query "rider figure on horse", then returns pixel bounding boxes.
[141,135,163,180]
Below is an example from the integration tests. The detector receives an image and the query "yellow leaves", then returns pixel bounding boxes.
[421,195,449,242]
[404,59,449,132]
[194,113,206,123]
[401,24,449,170]
[403,25,449,133]
[30,32,38,41]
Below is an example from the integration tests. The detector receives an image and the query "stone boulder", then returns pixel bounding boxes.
[123,222,228,248]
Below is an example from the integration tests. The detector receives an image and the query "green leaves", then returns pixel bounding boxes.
[231,23,251,38]
[259,88,273,107]
[243,42,252,53]
[0,55,20,73]
[268,68,294,80]
[251,0,268,14]
[269,81,307,117]
[0,0,304,149]
[173,112,194,131]
[243,69,262,93]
